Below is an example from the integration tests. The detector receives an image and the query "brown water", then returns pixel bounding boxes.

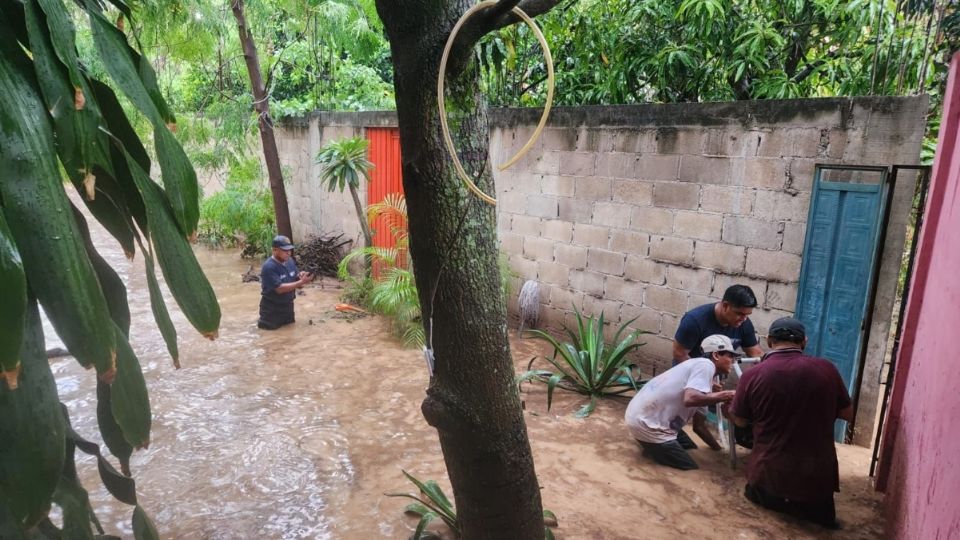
[47,205,886,539]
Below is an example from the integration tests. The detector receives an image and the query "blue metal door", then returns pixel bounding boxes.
[795,166,889,442]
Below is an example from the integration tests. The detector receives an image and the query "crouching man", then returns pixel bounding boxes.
[729,317,852,529]
[625,335,738,470]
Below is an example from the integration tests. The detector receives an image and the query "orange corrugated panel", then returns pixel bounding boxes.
[366,128,404,278]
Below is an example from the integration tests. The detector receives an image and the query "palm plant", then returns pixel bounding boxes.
[517,308,646,417]
[386,470,557,540]
[337,193,423,346]
[316,137,375,253]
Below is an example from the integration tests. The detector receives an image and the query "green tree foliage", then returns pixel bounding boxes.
[480,0,958,105]
[197,157,276,256]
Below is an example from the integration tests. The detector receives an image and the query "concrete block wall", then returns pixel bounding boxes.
[489,97,927,380]
[277,96,927,446]
[277,111,397,246]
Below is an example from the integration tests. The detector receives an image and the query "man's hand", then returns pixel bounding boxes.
[715,390,735,403]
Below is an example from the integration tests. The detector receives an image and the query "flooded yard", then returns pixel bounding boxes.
[49,217,886,539]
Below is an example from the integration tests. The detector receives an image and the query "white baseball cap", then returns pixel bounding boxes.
[701,334,740,355]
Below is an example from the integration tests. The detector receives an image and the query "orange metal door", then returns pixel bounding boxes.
[366,128,404,278]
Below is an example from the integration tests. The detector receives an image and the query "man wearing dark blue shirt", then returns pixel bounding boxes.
[672,284,763,449]
[673,284,763,362]
[258,235,312,330]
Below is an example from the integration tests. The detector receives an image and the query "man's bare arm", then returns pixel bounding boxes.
[683,388,735,407]
[743,344,763,358]
[672,340,691,364]
[838,403,854,422]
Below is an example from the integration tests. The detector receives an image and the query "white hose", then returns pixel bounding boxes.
[437,0,555,205]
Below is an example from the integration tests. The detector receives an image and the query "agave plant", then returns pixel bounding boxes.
[517,308,646,417]
[386,470,558,540]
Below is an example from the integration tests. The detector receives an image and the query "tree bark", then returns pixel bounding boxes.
[348,184,373,248]
[231,0,294,240]
[376,2,550,538]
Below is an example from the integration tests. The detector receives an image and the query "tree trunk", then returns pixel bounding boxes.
[349,184,373,248]
[231,0,294,240]
[376,2,545,538]
[349,183,374,275]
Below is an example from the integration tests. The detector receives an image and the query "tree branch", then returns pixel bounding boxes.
[445,0,565,79]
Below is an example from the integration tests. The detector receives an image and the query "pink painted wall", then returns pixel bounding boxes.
[877,52,960,539]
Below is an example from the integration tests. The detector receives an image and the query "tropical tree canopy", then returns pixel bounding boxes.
[479,0,958,106]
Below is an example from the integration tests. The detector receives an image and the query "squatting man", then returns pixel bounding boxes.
[624,334,738,470]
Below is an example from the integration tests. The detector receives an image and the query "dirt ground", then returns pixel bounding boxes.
[249,283,887,539]
[60,243,885,539]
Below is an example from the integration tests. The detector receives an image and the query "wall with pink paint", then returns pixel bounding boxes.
[878,52,960,539]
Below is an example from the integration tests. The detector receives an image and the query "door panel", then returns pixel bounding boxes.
[366,128,404,278]
[795,166,888,442]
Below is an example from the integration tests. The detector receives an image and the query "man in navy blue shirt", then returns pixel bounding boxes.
[672,284,763,449]
[258,235,312,330]
[673,284,763,362]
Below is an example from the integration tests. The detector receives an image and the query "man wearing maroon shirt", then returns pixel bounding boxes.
[729,317,853,529]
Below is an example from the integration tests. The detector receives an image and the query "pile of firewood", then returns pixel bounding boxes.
[294,234,352,278]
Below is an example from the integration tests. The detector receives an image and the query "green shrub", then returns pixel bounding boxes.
[517,307,646,417]
[197,157,274,257]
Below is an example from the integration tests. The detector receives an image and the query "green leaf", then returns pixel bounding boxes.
[0,39,117,378]
[575,396,598,418]
[125,153,220,338]
[132,506,159,540]
[403,502,432,517]
[0,301,65,530]
[96,380,133,476]
[0,208,27,387]
[139,240,179,367]
[545,373,564,411]
[110,325,151,449]
[52,475,96,540]
[86,2,198,237]
[412,511,437,540]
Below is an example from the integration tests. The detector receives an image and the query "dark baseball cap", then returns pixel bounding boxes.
[272,235,294,250]
[769,317,806,341]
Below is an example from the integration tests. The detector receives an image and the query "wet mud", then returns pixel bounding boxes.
[49,214,885,539]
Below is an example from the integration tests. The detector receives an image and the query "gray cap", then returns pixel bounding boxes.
[769,317,806,341]
[272,235,294,250]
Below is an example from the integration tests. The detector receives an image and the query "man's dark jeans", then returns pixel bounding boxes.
[744,483,839,529]
[638,433,699,470]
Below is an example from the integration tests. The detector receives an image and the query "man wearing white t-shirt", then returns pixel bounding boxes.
[625,335,739,470]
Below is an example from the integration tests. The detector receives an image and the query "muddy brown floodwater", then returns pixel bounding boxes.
[47,210,886,539]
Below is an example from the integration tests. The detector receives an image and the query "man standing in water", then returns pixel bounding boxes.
[258,235,312,330]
